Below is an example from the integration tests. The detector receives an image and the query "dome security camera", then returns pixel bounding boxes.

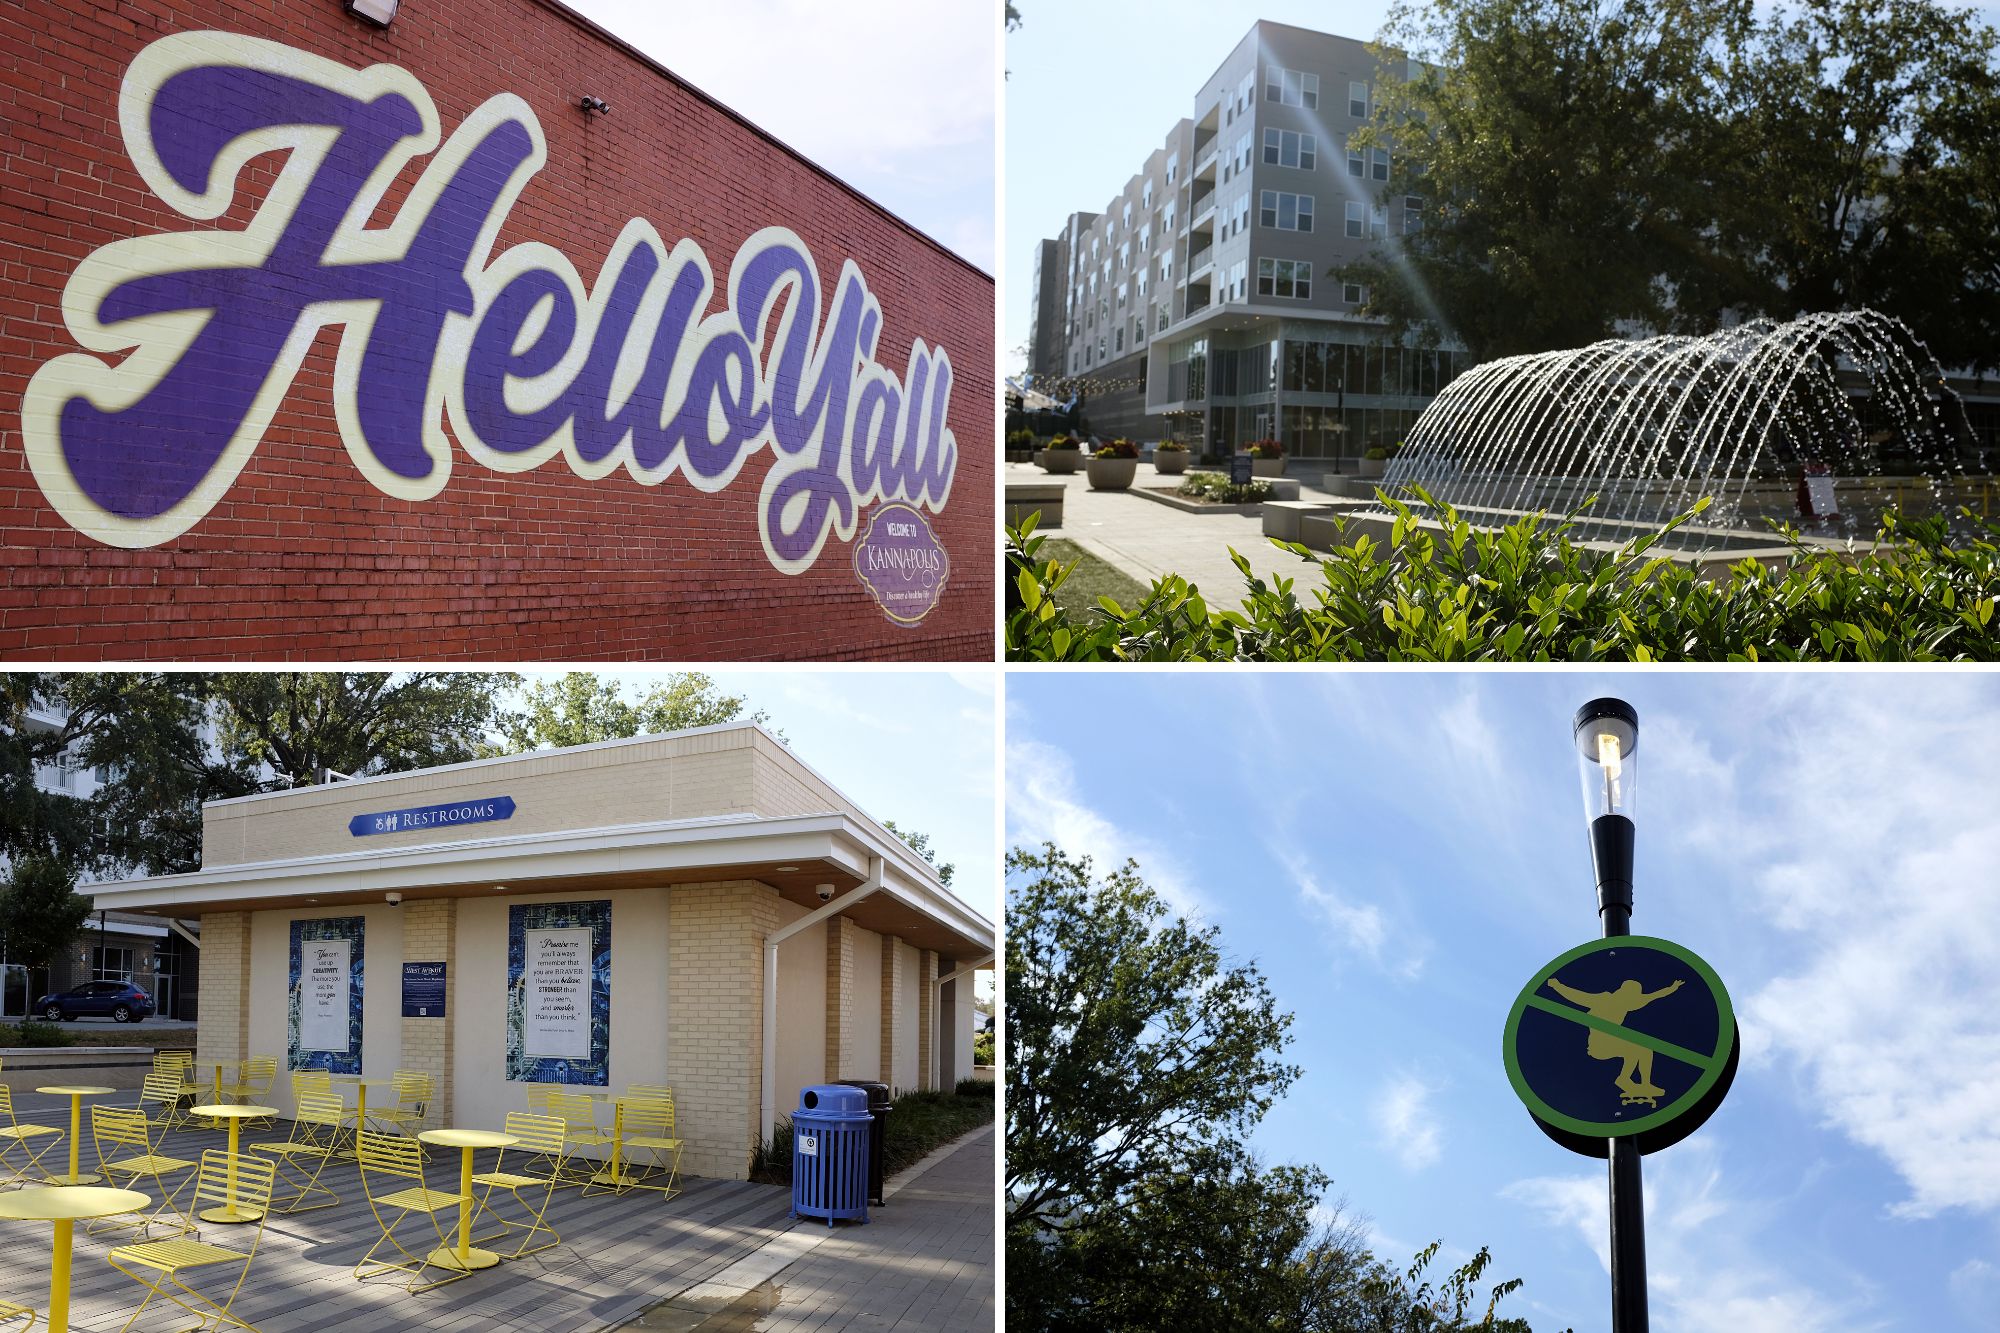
[385,891,403,906]
[815,883,835,902]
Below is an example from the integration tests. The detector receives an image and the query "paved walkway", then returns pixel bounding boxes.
[619,1123,994,1332]
[0,1086,991,1333]
[1011,462,1346,613]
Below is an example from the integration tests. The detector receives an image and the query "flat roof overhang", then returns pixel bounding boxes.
[88,812,994,962]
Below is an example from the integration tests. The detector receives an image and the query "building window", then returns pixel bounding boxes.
[1157,306,1169,332]
[1346,200,1366,238]
[1344,283,1365,304]
[1115,327,1124,354]
[92,946,135,982]
[1263,129,1317,170]
[1168,152,1179,183]
[1350,80,1370,118]
[1265,66,1320,108]
[1257,257,1313,300]
[1143,181,1153,209]
[1372,149,1390,182]
[1260,191,1314,232]
[1348,139,1365,177]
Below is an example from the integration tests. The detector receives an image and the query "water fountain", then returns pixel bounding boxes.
[1377,310,1981,555]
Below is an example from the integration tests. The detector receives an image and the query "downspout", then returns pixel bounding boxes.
[932,954,993,1089]
[761,856,885,1144]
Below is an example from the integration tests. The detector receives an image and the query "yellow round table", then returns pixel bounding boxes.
[34,1085,115,1185]
[417,1128,518,1271]
[187,1104,278,1222]
[0,1185,149,1333]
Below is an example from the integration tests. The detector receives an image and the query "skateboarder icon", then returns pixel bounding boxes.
[1546,976,1684,1107]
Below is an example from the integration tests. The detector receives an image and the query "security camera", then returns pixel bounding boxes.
[580,95,611,117]
[816,883,835,902]
[385,891,403,906]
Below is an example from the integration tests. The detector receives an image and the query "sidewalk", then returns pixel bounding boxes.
[1011,462,1336,613]
[619,1123,994,1332]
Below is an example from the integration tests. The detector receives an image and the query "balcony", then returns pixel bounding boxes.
[1188,245,1215,279]
[1190,192,1217,231]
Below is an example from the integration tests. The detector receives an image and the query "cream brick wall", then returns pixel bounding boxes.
[203,729,773,866]
[825,915,858,1081]
[196,911,251,1069]
[666,880,781,1181]
[879,936,907,1089]
[918,949,938,1091]
[398,899,455,1121]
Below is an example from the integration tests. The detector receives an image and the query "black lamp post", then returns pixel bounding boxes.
[1574,697,1646,1332]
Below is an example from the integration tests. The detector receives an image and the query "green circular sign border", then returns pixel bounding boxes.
[1502,934,1735,1140]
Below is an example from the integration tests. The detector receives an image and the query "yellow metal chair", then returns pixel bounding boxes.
[523,1085,558,1116]
[0,1298,31,1327]
[156,1051,204,1114]
[222,1058,278,1128]
[106,1149,276,1333]
[547,1092,614,1187]
[0,1086,64,1188]
[371,1071,436,1139]
[616,1097,685,1198]
[247,1091,344,1215]
[353,1131,471,1293]
[625,1083,674,1105]
[90,1105,199,1240]
[469,1112,567,1258]
[137,1071,195,1143]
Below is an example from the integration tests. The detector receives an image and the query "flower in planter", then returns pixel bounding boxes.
[1047,435,1081,451]
[1095,439,1140,460]
[1247,438,1285,459]
[1155,440,1190,453]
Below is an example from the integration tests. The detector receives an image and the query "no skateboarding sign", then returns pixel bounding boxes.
[1503,935,1738,1157]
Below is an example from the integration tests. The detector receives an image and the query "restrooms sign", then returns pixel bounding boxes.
[20,31,958,594]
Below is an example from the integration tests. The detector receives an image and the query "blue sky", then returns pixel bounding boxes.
[1007,671,2000,1332]
[1003,0,2000,375]
[528,670,998,930]
[563,1,995,270]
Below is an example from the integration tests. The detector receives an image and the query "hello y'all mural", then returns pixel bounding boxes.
[20,31,958,591]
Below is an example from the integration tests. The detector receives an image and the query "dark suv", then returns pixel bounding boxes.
[34,980,155,1023]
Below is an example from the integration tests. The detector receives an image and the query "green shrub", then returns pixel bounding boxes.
[13,1019,69,1047]
[1006,489,2000,662]
[1364,446,1390,461]
[1176,473,1275,504]
[1007,429,1035,450]
[974,1028,995,1065]
[956,1075,993,1097]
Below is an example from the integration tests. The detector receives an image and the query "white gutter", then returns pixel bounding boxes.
[932,954,993,1089]
[761,855,885,1142]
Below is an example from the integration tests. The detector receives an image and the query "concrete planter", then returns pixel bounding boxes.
[1044,450,1083,475]
[1153,450,1191,475]
[1356,457,1387,479]
[1087,457,1139,490]
[1251,457,1285,478]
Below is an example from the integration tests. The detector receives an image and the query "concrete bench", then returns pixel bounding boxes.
[1006,482,1066,531]
[1262,500,1338,542]
[1298,510,1356,551]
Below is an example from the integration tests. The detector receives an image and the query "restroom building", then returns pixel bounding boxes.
[86,723,994,1180]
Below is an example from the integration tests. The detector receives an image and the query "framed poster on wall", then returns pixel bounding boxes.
[506,900,610,1085]
[289,916,364,1073]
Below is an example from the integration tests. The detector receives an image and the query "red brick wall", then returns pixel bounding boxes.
[0,0,994,660]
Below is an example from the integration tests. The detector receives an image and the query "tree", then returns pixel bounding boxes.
[1344,0,1751,360]
[0,673,95,867]
[60,672,519,876]
[883,820,955,886]
[0,855,93,995]
[1005,843,1306,1327]
[488,672,774,753]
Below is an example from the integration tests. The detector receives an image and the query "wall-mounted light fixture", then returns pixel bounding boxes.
[580,95,612,117]
[343,0,400,28]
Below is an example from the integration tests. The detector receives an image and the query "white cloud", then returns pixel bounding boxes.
[1713,680,2000,1218]
[1373,1073,1444,1171]
[1279,851,1432,980]
[1504,1138,1871,1333]
[1005,735,1206,919]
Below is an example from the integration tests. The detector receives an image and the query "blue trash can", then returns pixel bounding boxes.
[791,1084,871,1225]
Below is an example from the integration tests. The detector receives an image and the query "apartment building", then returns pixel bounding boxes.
[1034,20,1472,459]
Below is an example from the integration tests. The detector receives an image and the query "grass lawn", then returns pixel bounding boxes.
[751,1080,993,1186]
[1039,538,1152,619]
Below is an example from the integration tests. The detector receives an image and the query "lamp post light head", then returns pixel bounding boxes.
[1574,696,1638,825]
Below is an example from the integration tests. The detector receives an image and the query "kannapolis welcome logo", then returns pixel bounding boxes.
[20,31,958,577]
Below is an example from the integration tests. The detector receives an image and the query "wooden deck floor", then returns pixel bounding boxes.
[0,1092,796,1332]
